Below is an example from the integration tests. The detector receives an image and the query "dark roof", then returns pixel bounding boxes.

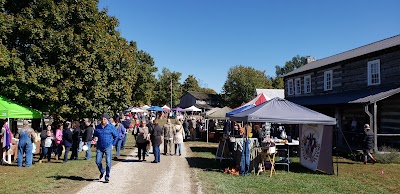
[194,103,213,110]
[187,91,221,101]
[286,85,400,106]
[284,35,400,77]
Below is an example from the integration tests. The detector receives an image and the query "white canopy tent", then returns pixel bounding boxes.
[130,107,145,113]
[162,105,171,111]
[183,105,201,112]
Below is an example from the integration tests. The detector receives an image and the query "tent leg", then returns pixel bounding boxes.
[206,119,209,143]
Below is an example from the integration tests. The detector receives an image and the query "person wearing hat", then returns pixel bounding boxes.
[362,124,377,164]
[93,114,118,183]
[17,120,35,167]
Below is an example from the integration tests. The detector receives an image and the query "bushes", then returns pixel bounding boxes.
[375,146,400,164]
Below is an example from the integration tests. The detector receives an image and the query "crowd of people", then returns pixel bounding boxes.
[0,111,210,182]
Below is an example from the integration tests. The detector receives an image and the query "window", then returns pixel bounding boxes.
[287,79,294,95]
[324,70,333,91]
[368,59,381,85]
[295,78,301,95]
[304,75,311,93]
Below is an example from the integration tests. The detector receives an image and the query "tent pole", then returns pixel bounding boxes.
[336,126,339,176]
[206,119,209,143]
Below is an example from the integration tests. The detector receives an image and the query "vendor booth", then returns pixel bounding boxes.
[0,95,43,164]
[226,97,337,175]
[204,106,233,142]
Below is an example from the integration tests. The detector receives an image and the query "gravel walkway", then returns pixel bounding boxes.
[77,143,200,194]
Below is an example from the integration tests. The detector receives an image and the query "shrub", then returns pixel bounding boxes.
[375,146,400,164]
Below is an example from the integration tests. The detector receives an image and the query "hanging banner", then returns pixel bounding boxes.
[300,124,334,174]
[300,124,324,171]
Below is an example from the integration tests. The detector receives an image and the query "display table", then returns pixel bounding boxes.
[274,140,299,171]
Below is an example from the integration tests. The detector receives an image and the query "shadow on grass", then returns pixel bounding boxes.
[47,175,97,182]
[186,157,230,172]
[190,147,216,154]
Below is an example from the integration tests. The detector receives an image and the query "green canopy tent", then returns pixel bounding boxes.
[0,96,42,119]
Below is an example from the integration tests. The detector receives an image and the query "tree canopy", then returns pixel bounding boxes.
[182,75,200,93]
[222,65,272,108]
[271,55,310,89]
[0,0,156,119]
[152,67,182,107]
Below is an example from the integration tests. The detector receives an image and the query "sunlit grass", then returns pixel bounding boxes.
[186,141,400,194]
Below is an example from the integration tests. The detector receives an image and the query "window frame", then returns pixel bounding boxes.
[294,78,301,95]
[324,70,333,91]
[304,75,311,94]
[287,79,294,95]
[368,59,381,86]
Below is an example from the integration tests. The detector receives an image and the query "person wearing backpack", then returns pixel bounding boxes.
[114,118,126,160]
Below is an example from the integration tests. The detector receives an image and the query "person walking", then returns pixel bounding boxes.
[121,114,131,150]
[190,118,197,141]
[54,123,63,161]
[1,119,13,165]
[363,124,377,164]
[114,118,126,160]
[151,120,163,163]
[174,120,185,156]
[63,121,73,163]
[17,120,34,167]
[146,119,154,156]
[70,121,81,160]
[94,114,118,183]
[163,119,175,156]
[182,119,189,141]
[39,125,54,163]
[136,120,149,161]
[82,118,94,160]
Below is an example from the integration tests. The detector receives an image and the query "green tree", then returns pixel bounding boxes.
[182,75,200,93]
[275,55,309,77]
[131,50,158,106]
[198,87,217,94]
[0,0,153,119]
[153,68,182,107]
[222,65,272,108]
[271,55,310,89]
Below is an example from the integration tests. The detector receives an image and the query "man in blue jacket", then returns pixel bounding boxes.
[94,114,118,183]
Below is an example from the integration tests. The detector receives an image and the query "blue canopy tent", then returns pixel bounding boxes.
[225,105,255,118]
[147,106,164,111]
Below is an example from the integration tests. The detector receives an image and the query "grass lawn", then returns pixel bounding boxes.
[0,133,136,194]
[186,141,400,194]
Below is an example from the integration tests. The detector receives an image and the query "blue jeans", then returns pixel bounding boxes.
[40,147,52,161]
[153,145,160,162]
[176,144,182,155]
[85,141,92,160]
[96,145,112,180]
[115,139,123,156]
[71,141,79,160]
[121,134,127,149]
[17,143,33,167]
[64,146,71,162]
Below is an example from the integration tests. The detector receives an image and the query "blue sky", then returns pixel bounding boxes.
[98,0,400,93]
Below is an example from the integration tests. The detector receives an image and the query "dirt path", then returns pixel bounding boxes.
[76,143,200,194]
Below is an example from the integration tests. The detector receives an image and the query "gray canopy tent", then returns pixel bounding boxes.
[205,106,233,142]
[229,97,336,125]
[229,97,337,174]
